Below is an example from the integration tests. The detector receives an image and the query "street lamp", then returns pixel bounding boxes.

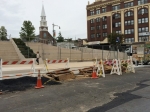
[52,23,60,46]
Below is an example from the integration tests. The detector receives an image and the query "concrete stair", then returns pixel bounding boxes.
[0,41,20,61]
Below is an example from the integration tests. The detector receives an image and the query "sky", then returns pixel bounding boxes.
[0,0,95,40]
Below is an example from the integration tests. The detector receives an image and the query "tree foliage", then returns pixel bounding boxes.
[56,32,64,42]
[19,21,35,41]
[65,38,72,42]
[107,32,125,45]
[0,26,7,40]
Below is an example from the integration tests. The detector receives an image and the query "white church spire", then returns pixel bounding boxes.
[40,4,48,31]
[41,5,46,17]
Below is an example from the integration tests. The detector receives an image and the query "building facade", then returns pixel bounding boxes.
[87,0,150,44]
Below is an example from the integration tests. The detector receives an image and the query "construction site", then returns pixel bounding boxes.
[0,38,136,94]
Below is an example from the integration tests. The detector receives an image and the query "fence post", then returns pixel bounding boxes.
[92,45,93,60]
[70,48,71,61]
[81,48,83,61]
[102,46,104,60]
[57,46,59,59]
[0,58,2,78]
[60,48,61,60]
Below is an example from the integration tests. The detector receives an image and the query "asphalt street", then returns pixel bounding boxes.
[0,67,150,112]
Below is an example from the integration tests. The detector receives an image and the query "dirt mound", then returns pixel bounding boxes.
[0,77,61,93]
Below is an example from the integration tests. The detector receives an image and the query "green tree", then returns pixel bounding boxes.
[108,32,125,45]
[0,26,7,40]
[19,21,35,41]
[56,32,64,42]
[65,38,72,42]
[107,32,125,51]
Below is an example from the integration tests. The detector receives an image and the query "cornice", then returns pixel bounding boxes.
[87,3,150,20]
[87,0,127,10]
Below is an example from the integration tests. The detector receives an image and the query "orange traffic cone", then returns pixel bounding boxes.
[35,70,44,89]
[92,65,98,79]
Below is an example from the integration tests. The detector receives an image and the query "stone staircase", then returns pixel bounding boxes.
[0,41,20,61]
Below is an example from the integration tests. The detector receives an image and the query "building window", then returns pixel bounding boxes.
[103,24,107,29]
[112,13,121,19]
[114,22,121,27]
[112,5,120,11]
[138,0,148,5]
[96,18,100,22]
[125,29,134,34]
[102,8,106,13]
[138,8,148,15]
[125,11,133,17]
[96,9,100,14]
[138,18,148,24]
[138,27,148,32]
[116,30,121,34]
[90,11,95,15]
[124,2,133,8]
[125,38,134,43]
[139,36,149,42]
[96,33,101,38]
[102,16,107,21]
[103,32,107,37]
[125,20,134,25]
[91,27,95,30]
[91,34,95,38]
[97,25,100,30]
[90,19,95,23]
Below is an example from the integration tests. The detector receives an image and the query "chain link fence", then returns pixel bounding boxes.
[33,44,128,61]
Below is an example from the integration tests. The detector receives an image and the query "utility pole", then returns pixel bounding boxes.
[52,23,60,46]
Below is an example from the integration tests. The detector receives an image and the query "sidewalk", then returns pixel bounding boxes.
[2,61,94,74]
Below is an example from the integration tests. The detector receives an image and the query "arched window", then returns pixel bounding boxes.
[138,8,148,15]
[125,11,133,17]
[112,13,121,19]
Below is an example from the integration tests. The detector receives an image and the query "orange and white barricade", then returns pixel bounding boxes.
[0,58,36,80]
[110,59,122,75]
[126,59,135,73]
[97,59,105,77]
[43,58,70,72]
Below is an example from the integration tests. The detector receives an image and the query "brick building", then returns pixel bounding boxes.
[87,0,150,44]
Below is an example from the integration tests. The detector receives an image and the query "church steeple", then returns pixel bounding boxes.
[41,5,46,17]
[40,4,48,31]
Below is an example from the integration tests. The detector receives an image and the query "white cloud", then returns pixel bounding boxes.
[0,0,95,39]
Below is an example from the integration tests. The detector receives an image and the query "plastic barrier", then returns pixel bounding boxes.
[97,59,105,77]
[110,59,122,75]
[0,58,35,80]
[126,59,135,73]
[43,58,70,72]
